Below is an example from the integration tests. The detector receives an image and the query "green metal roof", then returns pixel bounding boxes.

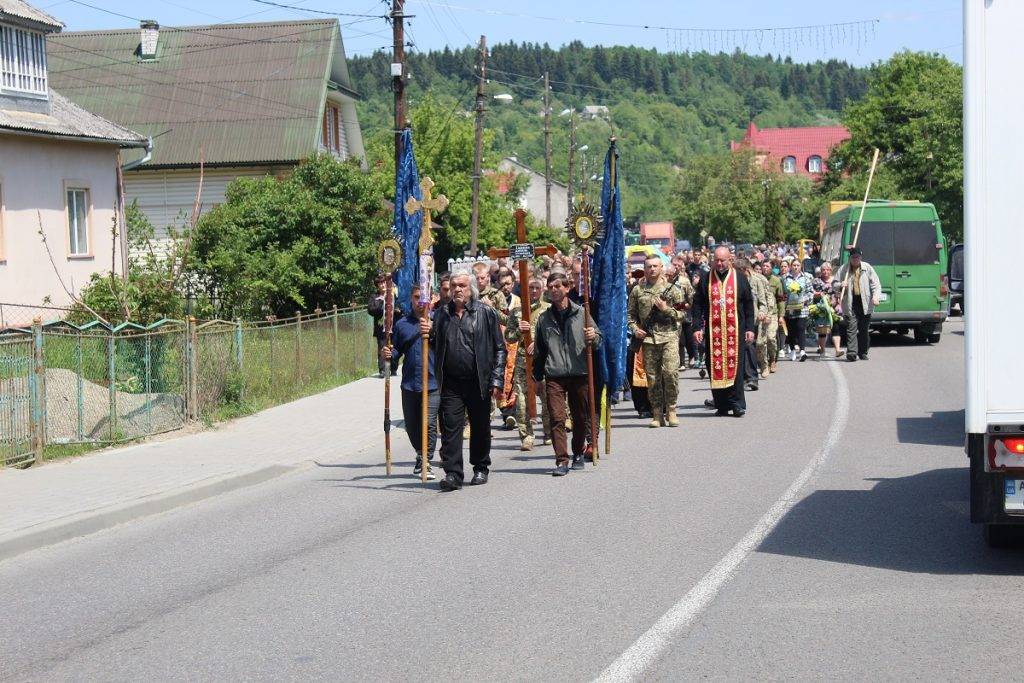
[45,20,349,167]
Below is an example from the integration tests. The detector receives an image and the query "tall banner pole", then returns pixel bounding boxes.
[384,274,395,476]
[581,247,599,464]
[604,137,618,456]
[567,202,605,464]
[376,240,403,476]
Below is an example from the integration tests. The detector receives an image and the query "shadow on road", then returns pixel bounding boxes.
[758,467,1024,574]
[896,410,965,447]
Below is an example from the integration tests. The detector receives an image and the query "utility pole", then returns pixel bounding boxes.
[543,71,552,228]
[566,109,576,218]
[469,35,487,257]
[391,0,406,188]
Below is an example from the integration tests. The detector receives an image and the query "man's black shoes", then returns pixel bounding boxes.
[704,399,717,409]
[439,473,462,491]
[552,464,570,477]
[846,353,858,362]
[571,453,585,470]
[732,409,746,418]
[470,470,488,486]
[715,409,730,416]
[859,354,868,361]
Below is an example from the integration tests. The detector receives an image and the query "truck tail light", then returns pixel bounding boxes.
[939,274,949,297]
[1002,438,1024,455]
[990,436,1024,469]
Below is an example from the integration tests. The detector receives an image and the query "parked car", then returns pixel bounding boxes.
[821,200,949,343]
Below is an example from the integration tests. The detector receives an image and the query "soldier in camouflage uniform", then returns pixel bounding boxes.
[506,277,551,450]
[627,255,685,428]
[762,261,785,374]
[746,260,773,379]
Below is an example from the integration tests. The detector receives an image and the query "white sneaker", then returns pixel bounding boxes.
[789,349,797,361]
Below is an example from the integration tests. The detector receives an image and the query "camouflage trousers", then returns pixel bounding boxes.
[515,364,550,442]
[757,315,779,371]
[642,341,679,412]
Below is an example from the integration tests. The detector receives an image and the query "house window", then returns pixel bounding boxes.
[782,156,797,174]
[67,188,90,256]
[321,103,348,157]
[0,24,48,96]
[808,155,823,174]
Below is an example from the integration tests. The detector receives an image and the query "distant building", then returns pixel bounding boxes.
[730,122,850,178]
[47,19,366,236]
[0,0,148,308]
[581,105,610,120]
[493,157,569,229]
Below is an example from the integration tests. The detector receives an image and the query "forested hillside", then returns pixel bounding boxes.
[348,42,869,224]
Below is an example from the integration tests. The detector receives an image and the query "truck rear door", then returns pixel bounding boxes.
[893,218,944,313]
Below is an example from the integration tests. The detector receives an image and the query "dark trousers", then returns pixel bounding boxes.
[785,315,807,352]
[545,376,592,465]
[401,388,439,459]
[846,297,871,357]
[711,348,746,412]
[439,376,492,480]
[743,341,758,386]
[627,347,650,416]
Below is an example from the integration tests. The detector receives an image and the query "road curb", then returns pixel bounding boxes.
[0,464,296,563]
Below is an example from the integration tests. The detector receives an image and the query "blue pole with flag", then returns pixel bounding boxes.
[590,137,627,454]
[393,128,423,310]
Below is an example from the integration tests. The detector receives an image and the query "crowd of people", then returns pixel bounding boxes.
[369,240,881,490]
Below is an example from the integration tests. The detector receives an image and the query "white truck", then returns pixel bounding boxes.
[964,0,1024,546]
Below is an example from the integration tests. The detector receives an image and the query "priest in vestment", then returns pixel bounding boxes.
[692,246,756,417]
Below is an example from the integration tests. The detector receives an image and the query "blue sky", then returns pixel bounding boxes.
[44,0,962,66]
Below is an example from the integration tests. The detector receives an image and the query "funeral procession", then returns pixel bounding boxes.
[0,0,1019,679]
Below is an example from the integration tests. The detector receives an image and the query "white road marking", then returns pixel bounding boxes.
[595,361,850,682]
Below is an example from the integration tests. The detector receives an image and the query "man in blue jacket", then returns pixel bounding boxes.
[384,285,438,480]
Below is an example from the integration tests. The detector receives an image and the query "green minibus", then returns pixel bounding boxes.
[821,200,949,343]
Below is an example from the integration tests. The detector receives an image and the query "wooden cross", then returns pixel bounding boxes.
[404,175,448,484]
[488,209,558,421]
[405,176,449,252]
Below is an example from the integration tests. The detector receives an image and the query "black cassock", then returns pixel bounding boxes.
[692,268,756,413]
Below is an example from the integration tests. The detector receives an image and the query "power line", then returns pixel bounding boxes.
[246,0,385,19]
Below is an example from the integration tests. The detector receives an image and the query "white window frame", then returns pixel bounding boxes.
[808,155,823,174]
[65,186,92,258]
[782,156,797,174]
[0,23,48,97]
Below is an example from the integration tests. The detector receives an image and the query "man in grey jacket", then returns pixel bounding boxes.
[836,247,882,361]
[532,272,601,477]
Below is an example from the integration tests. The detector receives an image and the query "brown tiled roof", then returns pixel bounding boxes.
[0,89,147,145]
[46,20,352,167]
[0,0,62,30]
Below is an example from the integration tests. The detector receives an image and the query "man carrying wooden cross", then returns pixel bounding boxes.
[488,209,558,451]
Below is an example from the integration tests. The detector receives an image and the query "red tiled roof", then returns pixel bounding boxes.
[730,122,850,177]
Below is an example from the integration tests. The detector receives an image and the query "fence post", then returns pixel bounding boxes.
[187,316,199,420]
[30,317,44,465]
[332,305,339,378]
[145,334,153,434]
[75,334,84,441]
[234,319,244,402]
[107,333,117,442]
[295,310,302,384]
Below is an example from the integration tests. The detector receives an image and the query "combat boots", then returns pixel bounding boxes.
[649,408,663,428]
[665,407,679,427]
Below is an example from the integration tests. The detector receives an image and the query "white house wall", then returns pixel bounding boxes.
[124,166,289,237]
[0,134,121,309]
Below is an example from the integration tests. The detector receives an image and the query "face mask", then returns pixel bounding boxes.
[772,267,780,275]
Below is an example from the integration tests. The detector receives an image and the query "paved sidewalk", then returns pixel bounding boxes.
[0,376,401,560]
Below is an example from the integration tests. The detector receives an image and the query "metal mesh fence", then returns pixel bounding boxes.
[0,307,375,467]
[0,337,36,467]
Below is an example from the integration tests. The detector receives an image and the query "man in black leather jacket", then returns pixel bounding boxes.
[420,272,506,491]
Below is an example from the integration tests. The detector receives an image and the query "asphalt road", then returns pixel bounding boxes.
[3,318,1022,681]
